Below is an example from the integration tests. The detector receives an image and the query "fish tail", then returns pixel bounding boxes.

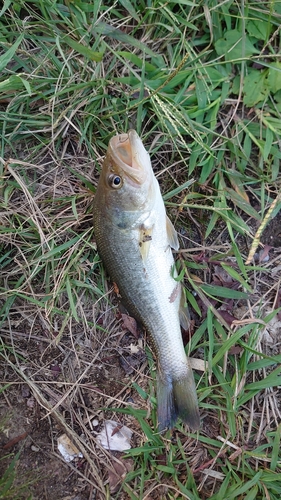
[157,372,200,432]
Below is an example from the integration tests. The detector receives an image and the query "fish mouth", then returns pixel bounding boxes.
[108,130,150,184]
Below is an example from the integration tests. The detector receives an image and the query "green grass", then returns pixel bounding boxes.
[0,452,34,500]
[0,0,281,499]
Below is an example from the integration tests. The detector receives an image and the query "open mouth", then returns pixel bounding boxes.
[114,133,133,168]
[109,130,148,184]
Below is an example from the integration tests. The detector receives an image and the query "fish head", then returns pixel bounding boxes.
[95,130,157,218]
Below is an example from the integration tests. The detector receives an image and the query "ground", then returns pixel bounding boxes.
[1,209,281,499]
[1,2,281,498]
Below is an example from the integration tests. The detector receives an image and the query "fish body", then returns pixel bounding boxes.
[93,130,200,431]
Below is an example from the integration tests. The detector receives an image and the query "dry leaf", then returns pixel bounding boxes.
[121,314,138,337]
[189,273,203,283]
[108,458,134,493]
[202,469,225,480]
[231,181,249,203]
[218,310,236,326]
[189,358,208,372]
[229,345,243,355]
[258,245,272,263]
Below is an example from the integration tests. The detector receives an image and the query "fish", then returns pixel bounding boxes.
[93,130,200,431]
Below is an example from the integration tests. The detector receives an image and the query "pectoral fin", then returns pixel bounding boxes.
[139,226,153,262]
[166,216,179,250]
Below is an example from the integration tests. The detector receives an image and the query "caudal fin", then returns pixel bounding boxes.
[157,371,200,431]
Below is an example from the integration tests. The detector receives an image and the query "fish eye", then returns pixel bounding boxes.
[108,174,123,189]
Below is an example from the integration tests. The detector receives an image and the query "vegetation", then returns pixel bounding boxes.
[0,0,281,498]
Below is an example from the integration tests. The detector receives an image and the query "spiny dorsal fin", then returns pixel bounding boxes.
[139,226,153,262]
[166,216,179,250]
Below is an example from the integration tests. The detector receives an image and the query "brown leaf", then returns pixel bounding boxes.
[108,468,122,494]
[108,458,134,493]
[121,314,138,337]
[231,181,250,203]
[259,245,273,263]
[192,252,205,263]
[111,424,123,437]
[229,345,243,355]
[218,310,236,326]
[113,282,120,296]
[3,431,29,450]
[156,454,167,466]
[189,273,204,283]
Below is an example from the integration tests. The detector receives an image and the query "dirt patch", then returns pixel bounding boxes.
[0,398,87,500]
[261,210,281,248]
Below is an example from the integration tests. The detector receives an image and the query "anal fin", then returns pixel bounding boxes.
[166,216,179,250]
[179,286,191,330]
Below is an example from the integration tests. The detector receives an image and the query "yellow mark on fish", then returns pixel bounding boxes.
[139,226,153,262]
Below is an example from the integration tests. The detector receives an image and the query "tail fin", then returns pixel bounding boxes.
[157,370,200,432]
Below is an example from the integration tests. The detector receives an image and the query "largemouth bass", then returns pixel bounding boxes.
[93,130,200,431]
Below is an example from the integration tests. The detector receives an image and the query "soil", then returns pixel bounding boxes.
[261,210,281,247]
[0,402,82,499]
